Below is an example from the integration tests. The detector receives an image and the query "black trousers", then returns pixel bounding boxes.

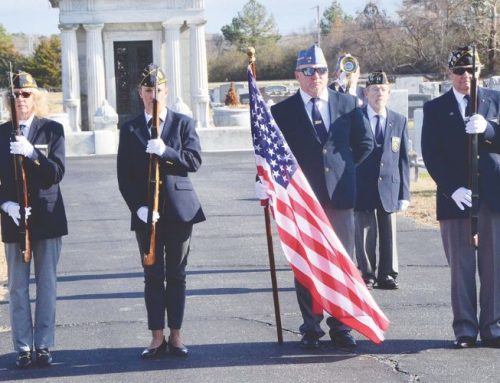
[135,222,192,330]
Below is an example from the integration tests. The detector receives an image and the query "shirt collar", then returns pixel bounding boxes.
[144,108,168,125]
[452,87,468,105]
[366,104,386,120]
[299,88,329,106]
[18,114,35,136]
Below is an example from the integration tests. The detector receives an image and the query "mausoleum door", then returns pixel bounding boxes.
[114,40,153,126]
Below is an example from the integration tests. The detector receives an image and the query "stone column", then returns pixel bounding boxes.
[162,22,182,108]
[83,23,106,131]
[59,23,81,132]
[189,22,209,128]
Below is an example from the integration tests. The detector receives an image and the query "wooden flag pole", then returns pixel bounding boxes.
[248,47,283,344]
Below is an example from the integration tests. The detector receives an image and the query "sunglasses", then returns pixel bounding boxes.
[452,67,477,75]
[14,91,33,99]
[298,67,328,77]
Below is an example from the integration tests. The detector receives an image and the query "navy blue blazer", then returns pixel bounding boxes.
[422,88,500,220]
[0,117,68,242]
[117,108,206,231]
[355,107,410,212]
[271,89,373,209]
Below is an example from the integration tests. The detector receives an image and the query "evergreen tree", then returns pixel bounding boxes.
[320,1,351,35]
[221,0,280,51]
[0,24,25,88]
[24,35,61,90]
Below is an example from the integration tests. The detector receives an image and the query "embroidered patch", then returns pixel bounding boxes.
[391,137,400,152]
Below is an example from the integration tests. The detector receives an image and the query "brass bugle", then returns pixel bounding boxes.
[339,55,358,74]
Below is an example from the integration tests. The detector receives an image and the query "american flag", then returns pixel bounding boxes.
[248,67,389,344]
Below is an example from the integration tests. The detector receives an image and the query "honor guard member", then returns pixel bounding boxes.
[0,71,68,368]
[329,53,364,105]
[257,45,373,349]
[354,71,410,290]
[117,65,205,358]
[422,46,500,348]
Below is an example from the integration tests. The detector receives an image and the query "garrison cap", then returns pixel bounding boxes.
[296,45,327,69]
[448,46,481,68]
[12,71,38,89]
[140,64,166,87]
[366,71,389,87]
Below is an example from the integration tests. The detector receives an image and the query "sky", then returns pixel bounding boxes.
[1,0,401,36]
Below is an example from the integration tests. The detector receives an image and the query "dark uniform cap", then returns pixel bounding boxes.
[448,46,481,68]
[296,45,327,69]
[12,71,38,89]
[366,71,389,86]
[140,64,166,87]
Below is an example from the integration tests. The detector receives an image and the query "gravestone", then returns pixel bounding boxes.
[413,108,423,159]
[408,94,432,119]
[387,89,408,119]
[419,82,440,99]
[395,76,425,93]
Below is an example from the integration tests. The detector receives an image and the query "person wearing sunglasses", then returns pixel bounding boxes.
[422,46,500,349]
[258,45,372,350]
[0,71,68,368]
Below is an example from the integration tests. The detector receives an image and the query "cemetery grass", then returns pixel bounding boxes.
[402,172,438,227]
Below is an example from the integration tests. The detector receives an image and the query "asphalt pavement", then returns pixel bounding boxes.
[0,151,498,382]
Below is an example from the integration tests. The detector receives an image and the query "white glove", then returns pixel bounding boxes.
[465,114,487,134]
[136,206,160,224]
[451,187,472,211]
[397,200,410,211]
[255,180,269,201]
[146,138,166,156]
[10,135,34,158]
[1,201,31,226]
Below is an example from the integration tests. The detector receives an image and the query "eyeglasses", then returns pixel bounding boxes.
[14,91,32,99]
[452,67,477,75]
[298,67,328,77]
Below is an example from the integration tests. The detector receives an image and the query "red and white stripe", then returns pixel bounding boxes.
[255,155,389,344]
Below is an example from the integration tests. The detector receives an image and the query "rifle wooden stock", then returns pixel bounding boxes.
[143,99,160,266]
[8,69,31,263]
[469,46,479,249]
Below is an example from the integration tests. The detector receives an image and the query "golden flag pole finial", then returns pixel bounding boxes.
[247,47,256,77]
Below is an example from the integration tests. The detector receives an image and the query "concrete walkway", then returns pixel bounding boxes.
[0,152,498,382]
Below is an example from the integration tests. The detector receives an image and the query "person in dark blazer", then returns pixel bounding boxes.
[265,45,373,350]
[354,72,410,290]
[117,65,205,358]
[422,46,500,349]
[0,71,67,368]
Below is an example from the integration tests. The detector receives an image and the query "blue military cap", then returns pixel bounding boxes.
[296,45,327,69]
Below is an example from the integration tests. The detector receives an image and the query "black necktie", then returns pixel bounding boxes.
[19,124,27,136]
[375,115,384,146]
[464,95,471,117]
[310,98,328,144]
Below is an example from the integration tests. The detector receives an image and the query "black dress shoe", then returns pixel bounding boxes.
[16,351,32,369]
[168,337,189,357]
[363,277,375,290]
[331,330,357,348]
[36,348,52,366]
[299,333,320,350]
[454,336,476,349]
[141,338,167,359]
[482,337,500,348]
[377,275,399,290]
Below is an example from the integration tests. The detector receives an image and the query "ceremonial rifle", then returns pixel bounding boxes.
[7,64,32,263]
[468,46,479,249]
[248,47,283,344]
[143,65,161,266]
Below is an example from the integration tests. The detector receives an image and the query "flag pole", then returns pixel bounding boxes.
[247,46,283,344]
